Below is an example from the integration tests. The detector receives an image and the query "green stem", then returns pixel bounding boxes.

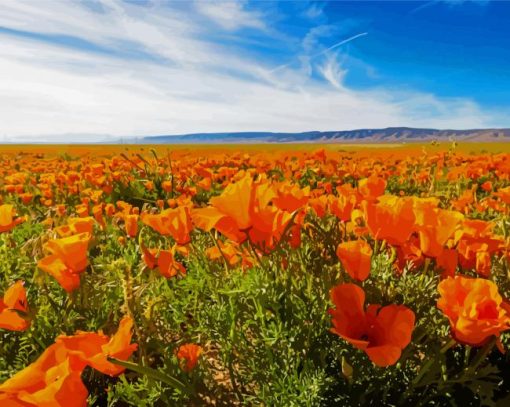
[464,336,496,375]
[107,357,192,395]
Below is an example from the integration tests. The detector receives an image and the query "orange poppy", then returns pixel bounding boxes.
[55,217,95,237]
[124,214,139,237]
[329,283,415,367]
[336,240,372,281]
[141,206,193,245]
[413,199,463,257]
[362,196,415,246]
[435,248,458,278]
[55,316,138,376]
[394,235,424,274]
[0,281,30,331]
[141,245,186,278]
[192,175,292,250]
[437,276,510,346]
[330,191,357,222]
[176,343,202,372]
[0,317,136,406]
[272,183,310,212]
[0,204,24,233]
[358,175,387,201]
[0,351,88,407]
[37,233,91,292]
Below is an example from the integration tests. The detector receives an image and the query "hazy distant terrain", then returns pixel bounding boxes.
[140,127,510,144]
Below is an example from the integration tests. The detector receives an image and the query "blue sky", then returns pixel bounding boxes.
[0,0,508,141]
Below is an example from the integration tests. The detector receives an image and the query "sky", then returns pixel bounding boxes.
[0,0,509,142]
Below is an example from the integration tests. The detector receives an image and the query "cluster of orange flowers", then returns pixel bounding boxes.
[0,145,509,399]
[0,314,136,406]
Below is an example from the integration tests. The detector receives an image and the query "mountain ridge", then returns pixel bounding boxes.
[140,127,510,144]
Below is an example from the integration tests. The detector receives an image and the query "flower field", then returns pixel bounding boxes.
[0,143,509,406]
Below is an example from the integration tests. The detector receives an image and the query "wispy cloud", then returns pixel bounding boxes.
[318,52,347,90]
[410,0,490,14]
[194,0,266,31]
[0,0,502,141]
[269,32,367,73]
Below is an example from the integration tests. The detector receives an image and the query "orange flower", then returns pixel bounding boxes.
[336,240,372,281]
[0,281,30,331]
[330,190,357,222]
[206,240,241,266]
[358,175,386,201]
[0,317,136,406]
[0,351,88,407]
[192,175,292,250]
[124,214,139,237]
[198,175,254,233]
[157,249,186,278]
[362,196,416,246]
[141,245,186,278]
[437,276,510,346]
[329,283,415,367]
[435,248,458,278]
[394,235,424,274]
[0,204,24,233]
[413,199,463,257]
[494,185,510,204]
[37,233,91,292]
[176,343,202,372]
[55,217,95,237]
[272,183,310,212]
[141,206,193,245]
[55,316,138,376]
[308,195,329,218]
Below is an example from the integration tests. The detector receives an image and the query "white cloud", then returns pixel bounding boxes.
[194,0,266,31]
[0,0,503,142]
[318,53,347,90]
[302,3,325,20]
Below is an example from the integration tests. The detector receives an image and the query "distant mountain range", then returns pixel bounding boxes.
[139,127,510,144]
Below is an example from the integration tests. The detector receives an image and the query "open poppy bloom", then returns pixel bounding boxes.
[192,175,293,251]
[176,343,202,372]
[362,196,416,246]
[141,206,193,245]
[37,233,91,292]
[141,244,186,278]
[412,199,464,258]
[0,350,88,407]
[358,175,387,201]
[336,240,372,281]
[0,204,25,233]
[272,183,310,212]
[0,281,30,331]
[437,276,510,346]
[329,283,415,367]
[330,187,358,222]
[0,317,135,406]
[54,217,95,237]
[192,175,255,243]
[55,316,138,376]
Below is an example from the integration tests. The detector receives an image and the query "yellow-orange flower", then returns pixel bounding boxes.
[437,276,510,346]
[0,281,30,331]
[37,233,91,292]
[336,240,372,281]
[329,283,415,367]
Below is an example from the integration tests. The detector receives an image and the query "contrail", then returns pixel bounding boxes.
[311,32,368,59]
[269,32,368,73]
